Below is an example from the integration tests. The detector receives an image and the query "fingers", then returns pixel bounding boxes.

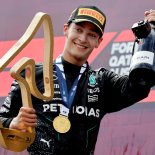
[144,9,155,23]
[9,107,37,130]
[19,107,37,127]
[144,10,151,16]
[20,107,36,117]
[144,9,155,15]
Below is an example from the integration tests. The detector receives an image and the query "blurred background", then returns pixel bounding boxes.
[0,1,155,154]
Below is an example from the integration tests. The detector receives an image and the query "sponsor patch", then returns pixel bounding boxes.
[88,74,96,87]
[78,8,105,25]
[88,95,98,102]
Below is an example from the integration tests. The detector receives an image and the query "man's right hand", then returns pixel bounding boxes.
[9,107,37,131]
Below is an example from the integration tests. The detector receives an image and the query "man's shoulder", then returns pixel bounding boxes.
[89,67,108,74]
[89,67,123,80]
[35,63,43,68]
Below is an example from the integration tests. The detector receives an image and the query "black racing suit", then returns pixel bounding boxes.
[0,59,150,155]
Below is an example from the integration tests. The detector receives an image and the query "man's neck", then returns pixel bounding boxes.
[62,53,85,67]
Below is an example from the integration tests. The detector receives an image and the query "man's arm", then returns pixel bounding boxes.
[0,80,37,130]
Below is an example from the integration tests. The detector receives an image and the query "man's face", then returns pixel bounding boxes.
[62,22,103,66]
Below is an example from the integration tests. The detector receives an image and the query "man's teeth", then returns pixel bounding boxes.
[75,43,86,49]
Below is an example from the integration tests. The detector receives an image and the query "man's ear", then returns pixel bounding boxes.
[95,37,103,48]
[63,24,69,36]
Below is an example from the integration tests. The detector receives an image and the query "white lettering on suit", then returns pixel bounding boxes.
[43,104,100,118]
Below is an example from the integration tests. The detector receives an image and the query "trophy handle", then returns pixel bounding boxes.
[10,58,36,133]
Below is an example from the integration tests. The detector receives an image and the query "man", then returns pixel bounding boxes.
[0,5,155,155]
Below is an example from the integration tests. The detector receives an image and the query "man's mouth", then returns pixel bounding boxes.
[74,42,88,49]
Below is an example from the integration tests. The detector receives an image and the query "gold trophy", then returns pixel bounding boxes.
[0,12,54,152]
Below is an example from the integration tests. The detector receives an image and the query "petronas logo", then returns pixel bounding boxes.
[89,74,96,86]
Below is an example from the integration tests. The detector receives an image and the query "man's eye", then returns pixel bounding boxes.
[89,33,97,38]
[76,28,82,32]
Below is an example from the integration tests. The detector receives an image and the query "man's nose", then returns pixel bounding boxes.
[79,33,87,42]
